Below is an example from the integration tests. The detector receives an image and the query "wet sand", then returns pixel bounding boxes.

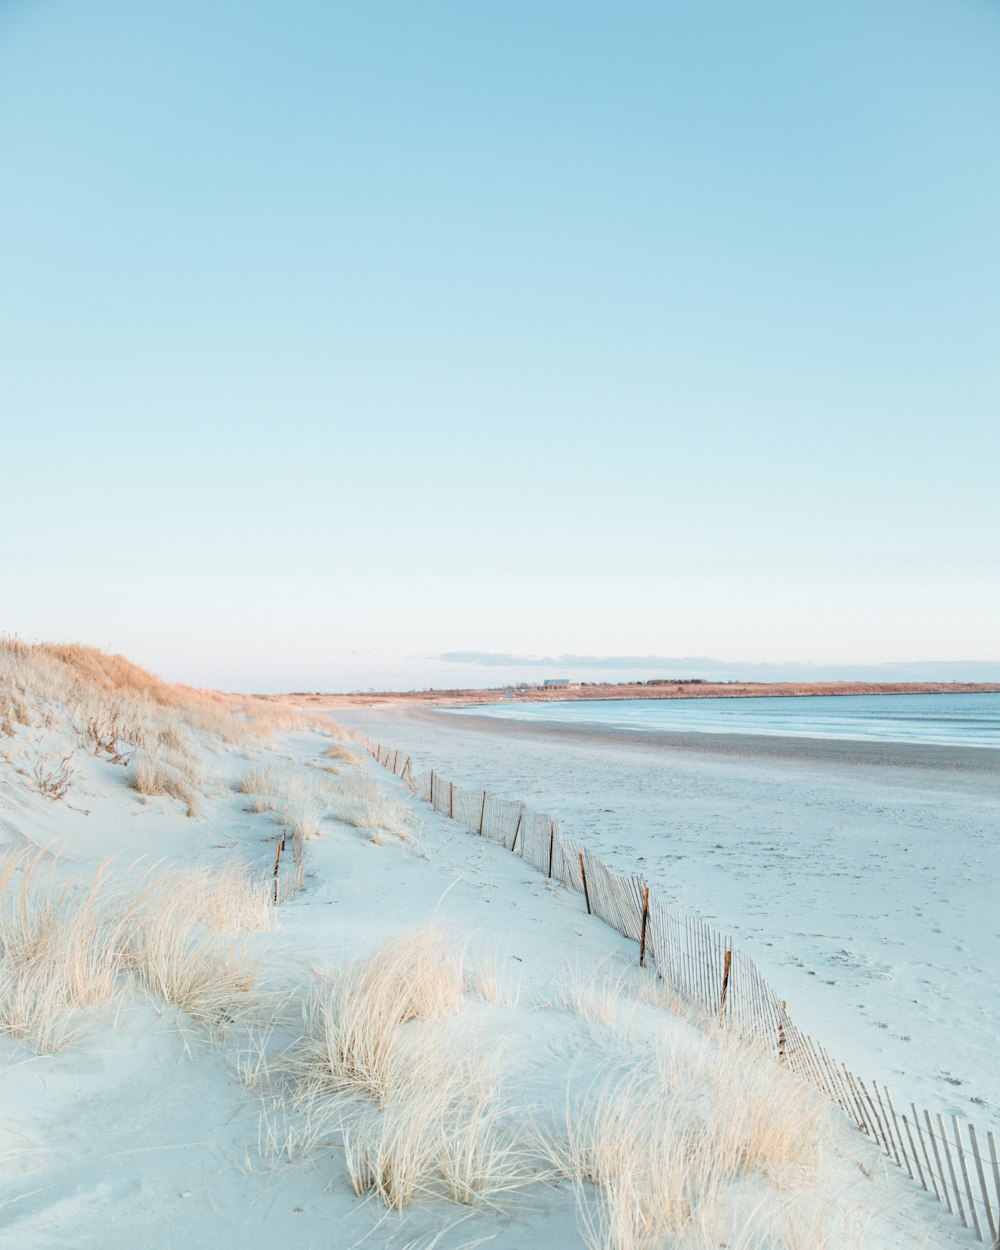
[435,707,1000,773]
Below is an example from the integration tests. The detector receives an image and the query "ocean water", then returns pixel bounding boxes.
[448,691,1000,748]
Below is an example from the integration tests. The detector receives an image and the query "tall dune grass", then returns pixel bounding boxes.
[0,851,123,1051]
[238,759,411,843]
[340,1040,533,1210]
[0,638,313,757]
[276,928,538,1211]
[130,752,201,817]
[0,852,277,1049]
[289,926,465,1104]
[547,960,834,1250]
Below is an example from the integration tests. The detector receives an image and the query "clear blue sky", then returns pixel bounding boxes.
[1,0,998,690]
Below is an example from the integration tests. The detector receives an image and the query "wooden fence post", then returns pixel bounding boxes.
[720,948,732,1019]
[449,781,454,820]
[479,790,487,835]
[778,1000,787,1062]
[430,769,435,807]
[548,820,555,878]
[273,837,283,905]
[639,886,650,967]
[511,805,523,853]
[579,852,591,915]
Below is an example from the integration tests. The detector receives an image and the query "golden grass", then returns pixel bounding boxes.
[332,770,411,841]
[0,638,311,754]
[0,851,123,1051]
[547,959,835,1250]
[237,758,412,843]
[323,742,362,766]
[340,1040,533,1211]
[0,851,277,1050]
[271,928,539,1211]
[130,753,201,817]
[288,926,466,1104]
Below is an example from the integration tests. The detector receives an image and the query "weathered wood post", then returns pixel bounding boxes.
[778,999,787,1062]
[511,805,523,853]
[547,820,555,878]
[273,837,283,905]
[720,948,732,1019]
[478,790,487,835]
[449,781,454,819]
[639,886,650,967]
[430,769,435,807]
[579,852,591,915]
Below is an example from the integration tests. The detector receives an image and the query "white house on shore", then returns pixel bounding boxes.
[543,678,579,689]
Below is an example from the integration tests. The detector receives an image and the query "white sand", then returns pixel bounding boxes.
[0,674,982,1249]
[334,704,1000,1133]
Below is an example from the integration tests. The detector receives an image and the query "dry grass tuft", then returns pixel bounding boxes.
[541,1065,709,1249]
[323,742,361,766]
[131,861,277,933]
[289,926,466,1104]
[120,863,270,1030]
[332,770,411,842]
[340,1040,533,1211]
[236,759,412,844]
[124,911,259,1030]
[558,962,643,1034]
[0,851,278,1050]
[683,1030,830,1188]
[130,753,200,817]
[271,931,538,1212]
[549,961,834,1250]
[0,851,124,1051]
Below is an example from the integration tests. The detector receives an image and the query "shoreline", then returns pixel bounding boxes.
[409,705,1000,773]
[278,680,1000,709]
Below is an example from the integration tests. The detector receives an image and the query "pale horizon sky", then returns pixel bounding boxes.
[2,1,998,692]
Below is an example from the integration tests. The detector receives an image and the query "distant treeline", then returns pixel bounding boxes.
[572,678,711,687]
[636,678,708,686]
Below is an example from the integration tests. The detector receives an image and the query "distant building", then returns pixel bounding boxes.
[543,678,579,689]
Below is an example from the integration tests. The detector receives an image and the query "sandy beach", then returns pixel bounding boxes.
[431,707,1000,771]
[2,645,993,1249]
[334,701,1000,1134]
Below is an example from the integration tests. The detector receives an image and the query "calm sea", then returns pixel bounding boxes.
[449,691,1000,748]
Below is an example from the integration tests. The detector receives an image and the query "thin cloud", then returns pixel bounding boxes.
[437,653,1000,681]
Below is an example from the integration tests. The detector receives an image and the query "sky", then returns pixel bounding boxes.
[1,0,998,691]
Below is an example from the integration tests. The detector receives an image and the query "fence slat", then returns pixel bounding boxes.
[954,1116,984,1242]
[968,1125,997,1246]
[939,1113,968,1228]
[882,1086,914,1180]
[926,1109,954,1215]
[901,1110,927,1193]
[989,1132,1000,1249]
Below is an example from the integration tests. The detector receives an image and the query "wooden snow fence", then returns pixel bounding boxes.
[365,737,1000,1247]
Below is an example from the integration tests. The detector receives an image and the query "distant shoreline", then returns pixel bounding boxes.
[276,679,1000,711]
